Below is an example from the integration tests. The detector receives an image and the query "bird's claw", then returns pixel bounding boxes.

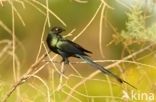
[61,59,69,64]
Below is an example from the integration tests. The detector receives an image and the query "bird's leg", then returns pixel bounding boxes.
[60,58,69,74]
[64,59,69,64]
[61,57,69,64]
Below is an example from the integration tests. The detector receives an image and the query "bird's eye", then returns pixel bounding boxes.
[55,28,58,31]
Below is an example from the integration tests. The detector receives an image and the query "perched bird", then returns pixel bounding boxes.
[46,26,136,89]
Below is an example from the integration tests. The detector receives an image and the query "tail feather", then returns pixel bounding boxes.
[76,54,137,89]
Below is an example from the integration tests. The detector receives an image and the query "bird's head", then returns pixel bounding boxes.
[51,26,65,34]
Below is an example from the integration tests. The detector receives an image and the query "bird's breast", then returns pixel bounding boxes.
[51,38,58,47]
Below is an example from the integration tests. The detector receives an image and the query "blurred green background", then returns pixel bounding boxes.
[0,0,156,102]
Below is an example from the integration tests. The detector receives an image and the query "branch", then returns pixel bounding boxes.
[2,51,49,102]
[64,43,155,102]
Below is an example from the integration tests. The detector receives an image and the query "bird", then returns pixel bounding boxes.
[46,26,137,89]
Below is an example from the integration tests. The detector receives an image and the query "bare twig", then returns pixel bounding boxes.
[99,4,106,58]
[1,51,49,102]
[72,3,103,41]
[31,75,51,102]
[57,63,65,91]
[31,0,67,26]
[64,43,154,102]
[0,41,12,59]
[73,0,88,3]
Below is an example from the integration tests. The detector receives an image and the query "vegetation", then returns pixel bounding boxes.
[0,0,156,102]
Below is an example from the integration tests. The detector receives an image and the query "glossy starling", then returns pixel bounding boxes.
[46,26,136,89]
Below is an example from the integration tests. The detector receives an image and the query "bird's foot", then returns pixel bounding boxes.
[61,59,69,64]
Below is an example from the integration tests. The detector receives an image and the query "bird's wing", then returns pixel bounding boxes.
[56,40,91,55]
[67,40,92,53]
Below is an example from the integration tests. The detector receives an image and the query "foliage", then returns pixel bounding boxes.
[121,5,156,42]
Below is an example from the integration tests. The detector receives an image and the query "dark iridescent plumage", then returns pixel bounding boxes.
[46,26,136,89]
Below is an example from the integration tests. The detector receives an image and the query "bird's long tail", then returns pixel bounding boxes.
[76,54,137,89]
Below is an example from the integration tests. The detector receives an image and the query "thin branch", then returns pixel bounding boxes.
[72,3,103,41]
[99,4,106,58]
[35,17,47,61]
[57,62,65,91]
[43,59,156,69]
[24,0,46,15]
[73,0,88,3]
[31,0,67,26]
[42,41,68,79]
[64,43,154,102]
[10,0,17,91]
[1,51,48,102]
[0,41,12,59]
[100,0,114,9]
[11,4,26,26]
[2,43,154,102]
[15,0,25,8]
[46,0,50,27]
[69,63,90,102]
[31,75,51,102]
[0,20,12,34]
